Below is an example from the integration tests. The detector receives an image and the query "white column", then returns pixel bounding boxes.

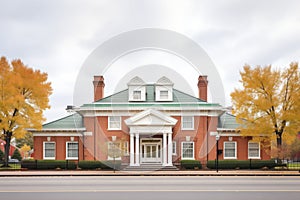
[163,133,167,166]
[167,133,173,166]
[135,133,140,166]
[130,133,134,166]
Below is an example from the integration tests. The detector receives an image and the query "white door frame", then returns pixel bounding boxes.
[140,138,162,164]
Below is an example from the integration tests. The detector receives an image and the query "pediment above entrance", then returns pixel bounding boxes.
[125,109,177,126]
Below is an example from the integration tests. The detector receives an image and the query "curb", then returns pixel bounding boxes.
[1,170,300,177]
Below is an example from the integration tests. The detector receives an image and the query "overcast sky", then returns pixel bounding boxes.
[1,0,299,122]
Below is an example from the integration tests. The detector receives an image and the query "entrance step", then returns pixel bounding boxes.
[122,164,178,171]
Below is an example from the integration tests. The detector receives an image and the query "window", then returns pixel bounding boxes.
[122,141,129,155]
[181,142,194,159]
[108,116,121,130]
[172,141,177,155]
[160,91,168,100]
[248,142,260,159]
[107,142,122,160]
[133,91,141,100]
[182,116,194,130]
[224,142,237,159]
[43,142,55,160]
[66,142,78,160]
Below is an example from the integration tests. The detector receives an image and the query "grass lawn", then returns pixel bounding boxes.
[287,163,300,170]
[0,163,21,170]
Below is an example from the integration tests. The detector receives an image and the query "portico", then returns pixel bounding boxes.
[125,109,177,167]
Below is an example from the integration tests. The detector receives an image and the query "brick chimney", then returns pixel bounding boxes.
[93,76,105,101]
[198,75,208,101]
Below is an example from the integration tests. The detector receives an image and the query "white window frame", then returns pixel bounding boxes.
[181,142,194,160]
[224,141,237,159]
[122,141,129,155]
[43,142,55,160]
[107,142,122,160]
[181,116,194,130]
[248,142,260,159]
[133,90,142,100]
[108,116,121,130]
[172,141,177,155]
[66,142,79,160]
[160,90,169,100]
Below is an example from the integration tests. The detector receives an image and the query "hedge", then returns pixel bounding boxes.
[21,160,123,170]
[180,160,202,169]
[21,160,77,170]
[78,160,121,170]
[206,160,286,170]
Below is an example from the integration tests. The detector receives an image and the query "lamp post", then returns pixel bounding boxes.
[215,134,220,173]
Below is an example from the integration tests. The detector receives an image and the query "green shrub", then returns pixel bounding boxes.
[21,160,37,169]
[180,160,202,170]
[11,149,22,161]
[78,160,122,170]
[206,159,285,170]
[78,161,103,170]
[21,160,76,170]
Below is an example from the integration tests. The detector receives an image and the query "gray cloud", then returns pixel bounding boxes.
[0,0,299,122]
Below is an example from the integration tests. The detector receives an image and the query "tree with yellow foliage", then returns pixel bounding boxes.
[231,63,300,150]
[0,57,52,167]
[20,144,31,159]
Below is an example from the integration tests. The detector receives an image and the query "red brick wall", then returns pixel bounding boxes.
[33,136,82,160]
[34,115,271,162]
[83,116,130,161]
[216,136,271,160]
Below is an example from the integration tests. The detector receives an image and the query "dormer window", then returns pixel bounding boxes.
[128,76,146,101]
[155,76,173,101]
[133,90,142,100]
[160,90,169,100]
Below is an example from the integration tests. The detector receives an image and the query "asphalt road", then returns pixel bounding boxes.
[0,176,300,200]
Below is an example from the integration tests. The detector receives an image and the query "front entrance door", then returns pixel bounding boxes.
[141,139,162,163]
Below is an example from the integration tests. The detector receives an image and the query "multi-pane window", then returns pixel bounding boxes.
[224,142,237,159]
[108,116,121,130]
[160,91,169,100]
[172,141,177,155]
[66,142,78,159]
[107,142,128,160]
[181,142,194,159]
[122,141,129,155]
[248,142,260,159]
[43,142,55,160]
[182,116,194,130]
[133,91,141,100]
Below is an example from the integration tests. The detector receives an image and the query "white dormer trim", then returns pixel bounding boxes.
[127,76,145,86]
[128,76,146,101]
[156,76,174,85]
[155,76,173,101]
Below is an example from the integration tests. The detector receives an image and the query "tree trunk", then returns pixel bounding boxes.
[3,131,12,168]
[276,133,283,163]
[276,133,282,147]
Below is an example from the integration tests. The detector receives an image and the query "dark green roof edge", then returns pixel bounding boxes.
[81,102,221,108]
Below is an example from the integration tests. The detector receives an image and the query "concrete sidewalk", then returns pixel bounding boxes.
[0,170,300,176]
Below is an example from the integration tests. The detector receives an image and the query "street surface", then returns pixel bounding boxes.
[0,176,299,200]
